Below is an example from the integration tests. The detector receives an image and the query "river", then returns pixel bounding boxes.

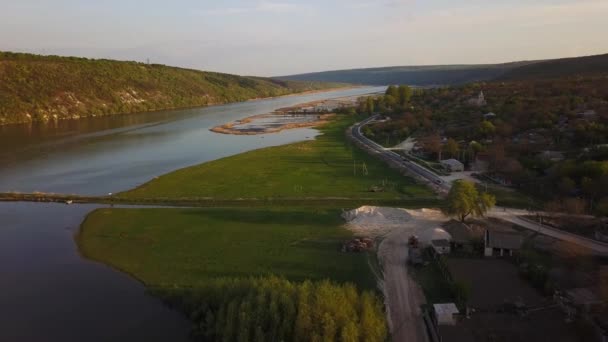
[0,86,384,341]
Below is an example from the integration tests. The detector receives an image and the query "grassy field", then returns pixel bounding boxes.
[119,116,435,201]
[478,183,541,209]
[78,207,377,290]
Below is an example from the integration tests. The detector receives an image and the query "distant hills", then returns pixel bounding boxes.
[0,52,342,125]
[280,53,608,86]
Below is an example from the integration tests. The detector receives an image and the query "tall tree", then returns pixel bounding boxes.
[365,97,375,115]
[422,133,442,161]
[385,85,399,99]
[443,180,496,222]
[445,138,460,159]
[398,85,412,105]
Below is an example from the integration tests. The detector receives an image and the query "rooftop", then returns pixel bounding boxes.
[486,229,523,250]
[440,159,464,167]
[443,220,474,244]
[434,303,459,316]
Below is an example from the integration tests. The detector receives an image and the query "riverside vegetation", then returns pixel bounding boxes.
[0,51,343,125]
[79,207,387,341]
[78,114,436,341]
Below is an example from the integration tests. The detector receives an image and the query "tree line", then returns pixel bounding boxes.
[153,276,388,342]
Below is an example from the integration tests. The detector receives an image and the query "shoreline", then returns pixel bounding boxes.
[210,93,365,135]
[0,85,359,128]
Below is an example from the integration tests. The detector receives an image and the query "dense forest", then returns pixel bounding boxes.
[360,75,608,216]
[280,53,608,86]
[0,51,342,125]
[153,276,387,342]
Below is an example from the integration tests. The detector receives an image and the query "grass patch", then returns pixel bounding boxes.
[118,116,435,200]
[78,207,377,290]
[478,184,541,209]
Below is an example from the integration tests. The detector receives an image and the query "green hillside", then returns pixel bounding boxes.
[0,51,342,125]
[278,61,538,86]
[498,53,608,80]
[279,53,608,85]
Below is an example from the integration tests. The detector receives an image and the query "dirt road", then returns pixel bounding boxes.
[345,207,446,342]
[379,227,429,342]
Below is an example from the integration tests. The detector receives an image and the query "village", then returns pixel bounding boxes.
[341,203,608,342]
[347,83,608,341]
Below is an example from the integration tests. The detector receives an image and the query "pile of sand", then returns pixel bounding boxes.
[342,206,449,242]
[342,206,413,237]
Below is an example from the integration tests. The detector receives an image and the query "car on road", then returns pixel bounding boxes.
[434,179,443,185]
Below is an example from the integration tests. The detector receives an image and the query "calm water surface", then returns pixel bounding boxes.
[0,86,384,341]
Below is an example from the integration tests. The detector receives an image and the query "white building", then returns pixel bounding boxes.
[484,229,523,257]
[468,91,487,107]
[441,159,464,172]
[434,303,460,325]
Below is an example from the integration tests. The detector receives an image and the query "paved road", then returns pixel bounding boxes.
[489,207,608,255]
[351,116,449,192]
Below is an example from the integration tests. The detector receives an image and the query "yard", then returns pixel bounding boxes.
[440,257,583,342]
[447,258,543,310]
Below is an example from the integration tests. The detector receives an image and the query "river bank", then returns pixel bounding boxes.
[210,93,364,135]
[0,87,388,342]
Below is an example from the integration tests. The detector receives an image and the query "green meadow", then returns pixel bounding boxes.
[78,207,377,290]
[119,116,435,201]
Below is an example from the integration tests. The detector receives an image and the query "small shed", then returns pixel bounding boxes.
[441,159,464,172]
[431,239,451,254]
[484,229,523,257]
[433,303,459,325]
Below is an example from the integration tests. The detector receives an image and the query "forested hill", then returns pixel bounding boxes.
[278,61,537,86]
[279,53,608,86]
[0,52,342,125]
[497,53,608,81]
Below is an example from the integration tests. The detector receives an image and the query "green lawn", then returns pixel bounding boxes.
[78,207,377,290]
[118,116,435,201]
[478,184,541,209]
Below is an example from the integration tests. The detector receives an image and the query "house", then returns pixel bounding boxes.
[433,303,460,325]
[471,152,490,172]
[443,220,475,251]
[539,150,565,162]
[431,239,451,254]
[468,91,487,107]
[483,112,497,120]
[484,229,523,257]
[577,109,597,119]
[441,159,464,172]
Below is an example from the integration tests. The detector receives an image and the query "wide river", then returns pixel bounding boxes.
[0,86,384,341]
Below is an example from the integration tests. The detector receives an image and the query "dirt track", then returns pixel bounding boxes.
[379,227,429,342]
[344,207,446,342]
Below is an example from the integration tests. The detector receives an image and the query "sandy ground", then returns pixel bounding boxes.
[211,94,361,135]
[343,206,448,342]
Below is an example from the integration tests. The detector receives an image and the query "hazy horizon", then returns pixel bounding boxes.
[1,0,607,76]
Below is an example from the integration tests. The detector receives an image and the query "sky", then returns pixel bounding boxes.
[1,0,607,76]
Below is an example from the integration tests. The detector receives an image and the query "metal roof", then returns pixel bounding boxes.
[486,230,523,250]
